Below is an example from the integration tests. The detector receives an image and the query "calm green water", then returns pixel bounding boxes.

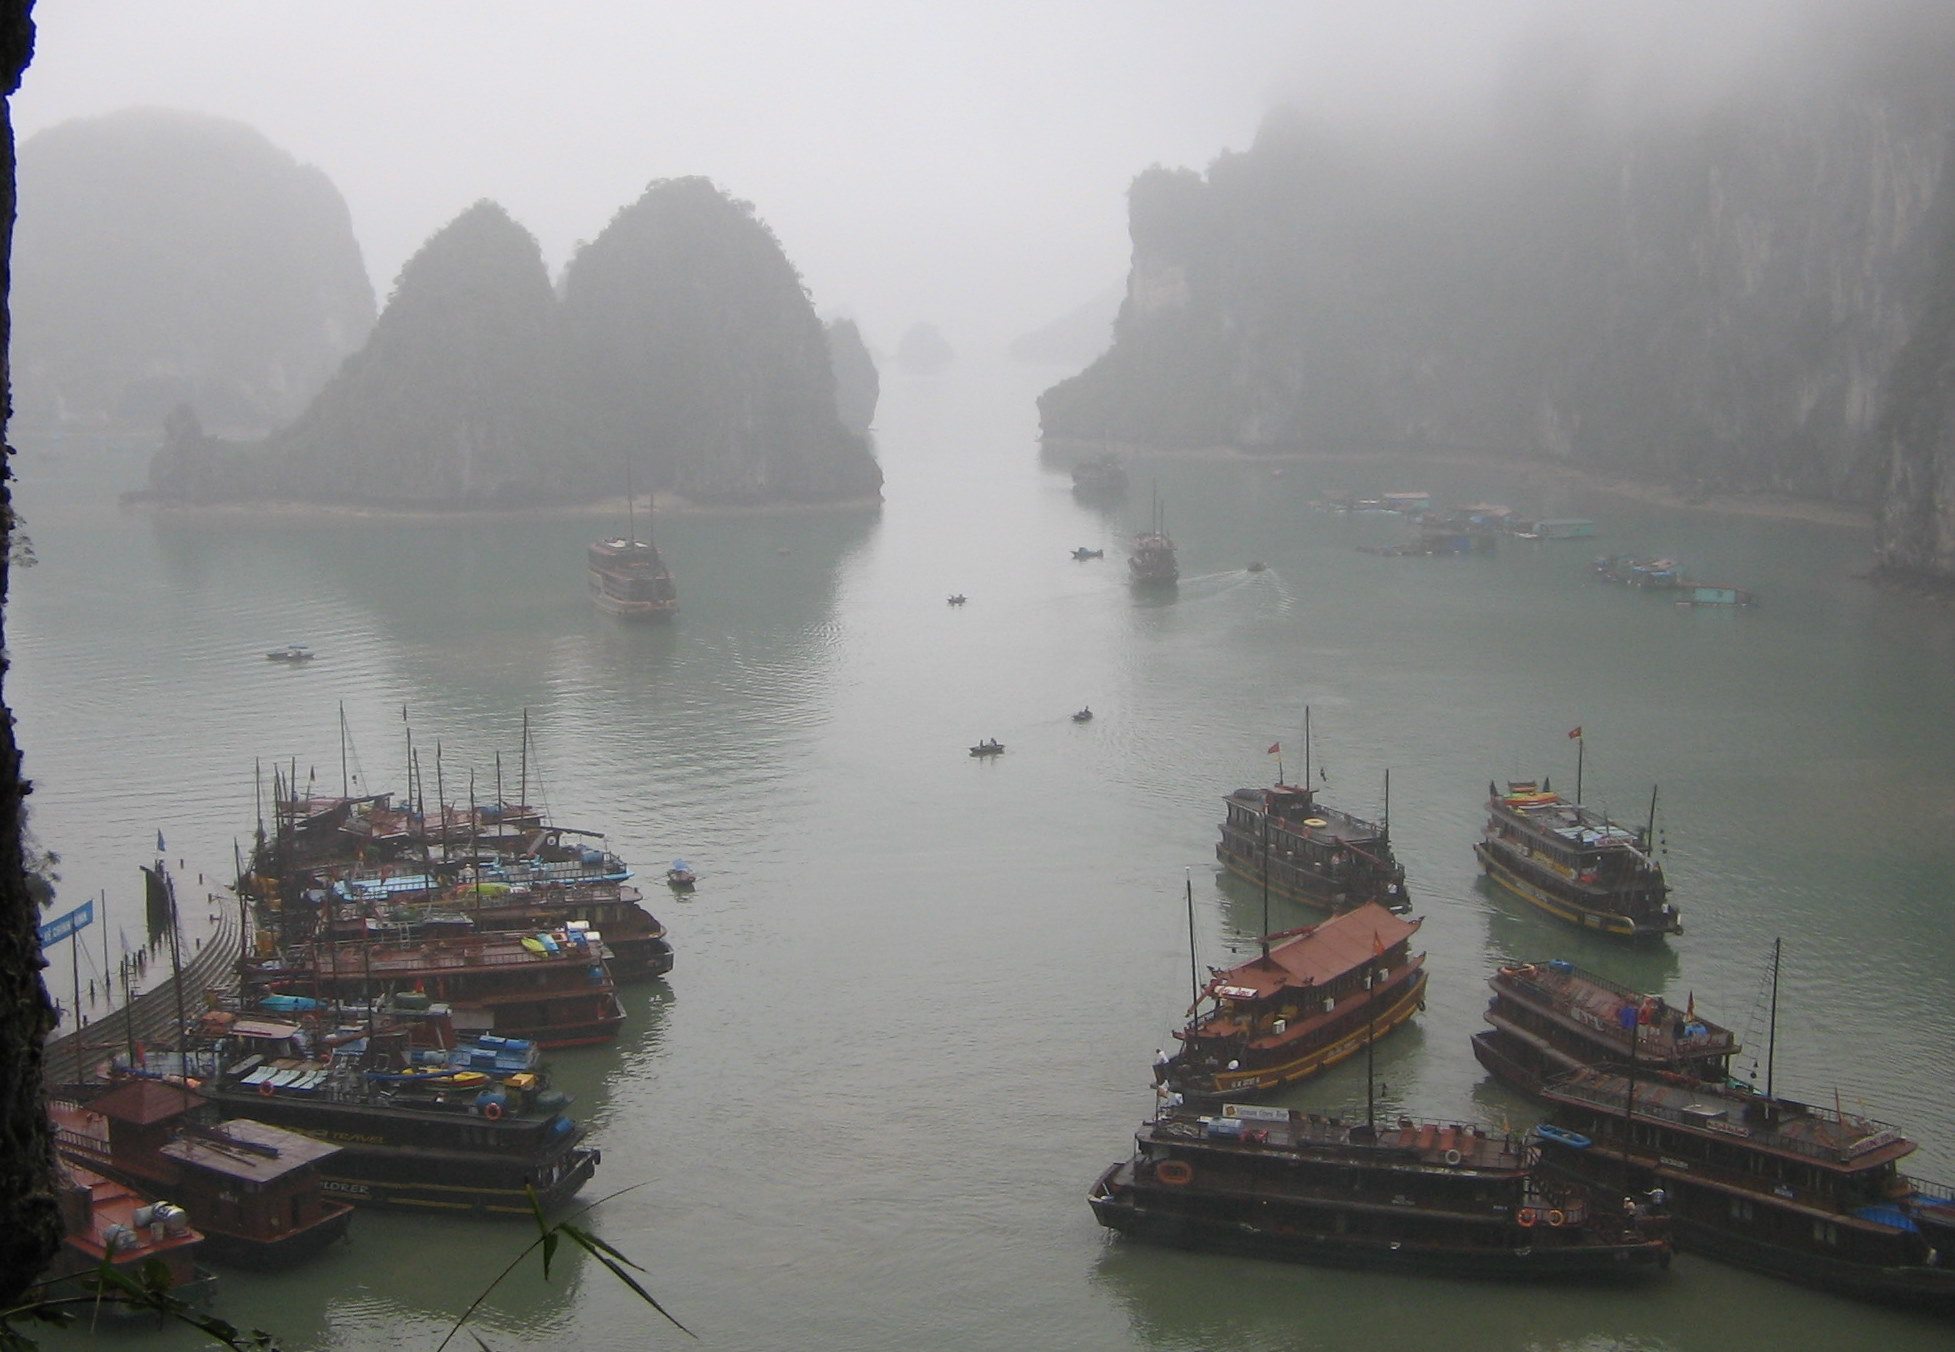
[14,360,1955,1350]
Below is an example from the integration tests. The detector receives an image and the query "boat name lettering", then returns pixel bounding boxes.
[327,1130,389,1145]
[1846,1129,1901,1158]
[320,1180,373,1197]
[1659,1157,1691,1170]
[1221,1104,1292,1123]
[1214,986,1259,1000]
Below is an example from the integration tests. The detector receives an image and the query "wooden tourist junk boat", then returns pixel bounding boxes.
[587,490,677,619]
[241,927,626,1048]
[1089,1104,1671,1279]
[1156,901,1425,1100]
[1475,779,1680,940]
[1470,959,1738,1097]
[49,1078,353,1270]
[1533,1070,1955,1310]
[1128,498,1178,586]
[1216,780,1409,914]
[37,1160,218,1311]
[185,1013,600,1217]
[1071,453,1128,500]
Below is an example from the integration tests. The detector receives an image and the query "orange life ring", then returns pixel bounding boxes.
[483,1101,504,1122]
[1517,1208,1537,1227]
[1155,1159,1193,1186]
[258,1080,275,1097]
[1547,1209,1566,1228]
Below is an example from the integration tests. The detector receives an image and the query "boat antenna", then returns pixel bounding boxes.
[1575,731,1584,804]
[1766,936,1781,1100]
[1185,871,1199,1016]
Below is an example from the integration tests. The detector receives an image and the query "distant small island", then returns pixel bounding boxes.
[146,177,882,512]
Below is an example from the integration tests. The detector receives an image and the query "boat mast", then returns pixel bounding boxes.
[1644,785,1659,853]
[339,701,350,800]
[1259,810,1271,958]
[1364,960,1377,1133]
[1767,936,1781,1100]
[1185,871,1199,1017]
[1303,705,1311,791]
[626,457,637,546]
[519,709,529,815]
[1575,732,1584,804]
[1382,768,1391,842]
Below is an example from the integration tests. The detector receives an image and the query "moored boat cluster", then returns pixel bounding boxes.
[1090,733,1955,1312]
[32,732,680,1303]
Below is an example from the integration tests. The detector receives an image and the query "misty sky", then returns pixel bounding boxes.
[16,1,1789,355]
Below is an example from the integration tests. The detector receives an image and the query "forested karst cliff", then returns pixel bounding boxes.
[150,178,880,508]
[1039,5,1955,577]
[14,108,374,433]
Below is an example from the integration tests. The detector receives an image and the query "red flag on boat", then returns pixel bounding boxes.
[1267,742,1281,755]
[1567,726,1583,739]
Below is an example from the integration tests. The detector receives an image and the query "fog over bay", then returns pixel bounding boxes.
[12,0,1808,355]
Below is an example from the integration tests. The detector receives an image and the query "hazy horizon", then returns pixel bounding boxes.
[12,0,1877,357]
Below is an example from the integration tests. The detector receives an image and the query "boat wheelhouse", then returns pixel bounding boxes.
[1475,780,1680,940]
[1470,959,1738,1097]
[1089,1105,1670,1279]
[1535,1069,1955,1310]
[1158,901,1425,1099]
[1216,782,1408,913]
[588,536,678,619]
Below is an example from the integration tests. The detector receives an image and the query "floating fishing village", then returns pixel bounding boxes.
[22,480,1954,1339]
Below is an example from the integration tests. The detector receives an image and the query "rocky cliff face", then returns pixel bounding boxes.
[825,318,880,439]
[559,177,880,504]
[14,108,375,434]
[1039,7,1955,576]
[151,179,881,508]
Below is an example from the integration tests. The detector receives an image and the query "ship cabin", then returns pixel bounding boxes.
[1536,1068,1955,1286]
[1486,783,1664,894]
[1485,959,1738,1087]
[1218,784,1407,912]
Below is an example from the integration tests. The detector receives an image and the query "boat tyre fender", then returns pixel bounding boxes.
[483,1101,504,1122]
[1155,1160,1194,1186]
[1517,1208,1537,1228]
[258,1080,275,1098]
[1547,1209,1566,1228]
[1443,1148,1462,1166]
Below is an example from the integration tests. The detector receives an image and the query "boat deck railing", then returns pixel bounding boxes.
[1498,968,1737,1057]
[1545,1072,1906,1168]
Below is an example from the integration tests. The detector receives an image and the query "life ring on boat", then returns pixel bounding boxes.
[1443,1148,1462,1166]
[1517,1208,1538,1227]
[258,1080,275,1098]
[1155,1160,1194,1186]
[483,1101,504,1122]
[1547,1210,1566,1228]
